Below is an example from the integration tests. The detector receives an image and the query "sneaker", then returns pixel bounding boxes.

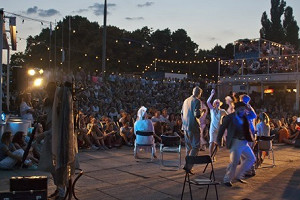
[91,145,100,150]
[236,179,248,184]
[28,164,38,170]
[223,181,233,187]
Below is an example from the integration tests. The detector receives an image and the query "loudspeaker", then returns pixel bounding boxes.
[0,190,47,200]
[11,68,27,92]
[10,176,47,194]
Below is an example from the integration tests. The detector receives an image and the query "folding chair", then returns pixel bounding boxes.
[160,135,181,169]
[256,135,275,168]
[181,156,220,200]
[134,131,156,160]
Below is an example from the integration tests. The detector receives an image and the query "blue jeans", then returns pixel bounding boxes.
[224,139,256,182]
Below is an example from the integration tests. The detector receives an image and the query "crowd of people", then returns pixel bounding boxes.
[223,56,298,76]
[1,72,299,168]
[1,69,300,194]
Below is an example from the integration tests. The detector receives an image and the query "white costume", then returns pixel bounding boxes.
[134,106,156,158]
[209,108,227,143]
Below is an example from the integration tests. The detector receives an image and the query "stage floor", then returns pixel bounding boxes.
[1,144,300,200]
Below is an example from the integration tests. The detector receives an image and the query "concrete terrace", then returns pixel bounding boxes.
[0,144,300,200]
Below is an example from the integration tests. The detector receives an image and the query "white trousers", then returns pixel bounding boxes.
[224,139,256,182]
[0,149,24,169]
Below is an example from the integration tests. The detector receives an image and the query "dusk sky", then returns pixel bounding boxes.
[2,0,300,55]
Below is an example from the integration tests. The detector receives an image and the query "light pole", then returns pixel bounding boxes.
[102,0,107,78]
[0,9,4,115]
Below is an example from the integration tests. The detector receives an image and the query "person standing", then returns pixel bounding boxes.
[181,86,204,171]
[20,93,34,124]
[217,102,256,187]
[222,96,235,146]
[207,89,227,161]
[199,98,208,151]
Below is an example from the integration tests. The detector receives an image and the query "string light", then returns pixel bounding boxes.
[155,58,220,64]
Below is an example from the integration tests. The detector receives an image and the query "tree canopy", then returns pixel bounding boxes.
[260,0,299,49]
[10,15,233,76]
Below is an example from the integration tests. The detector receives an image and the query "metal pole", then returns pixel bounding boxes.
[62,21,64,68]
[297,54,299,72]
[102,0,107,77]
[68,16,71,72]
[49,22,52,78]
[6,48,9,111]
[258,39,261,57]
[217,61,220,99]
[296,80,299,111]
[0,9,4,115]
[54,20,57,76]
[261,82,264,101]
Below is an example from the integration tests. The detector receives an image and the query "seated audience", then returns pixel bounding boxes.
[120,122,134,146]
[12,131,38,163]
[0,131,24,169]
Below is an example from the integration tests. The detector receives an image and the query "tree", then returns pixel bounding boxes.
[260,11,272,39]
[10,52,26,66]
[260,0,299,49]
[269,0,286,42]
[283,6,299,49]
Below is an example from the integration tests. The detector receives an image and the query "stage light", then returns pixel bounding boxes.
[39,69,44,74]
[33,78,43,87]
[28,69,36,76]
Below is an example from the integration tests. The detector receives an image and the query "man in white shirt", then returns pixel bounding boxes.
[20,93,34,124]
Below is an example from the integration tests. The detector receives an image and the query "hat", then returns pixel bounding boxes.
[234,102,246,110]
[137,106,147,120]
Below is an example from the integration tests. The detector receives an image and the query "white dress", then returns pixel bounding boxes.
[209,108,227,143]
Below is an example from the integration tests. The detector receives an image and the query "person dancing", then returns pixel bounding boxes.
[207,89,227,161]
[217,102,256,187]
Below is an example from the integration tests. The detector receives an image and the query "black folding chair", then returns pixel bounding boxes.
[159,135,181,169]
[181,156,220,200]
[134,131,156,160]
[256,135,275,168]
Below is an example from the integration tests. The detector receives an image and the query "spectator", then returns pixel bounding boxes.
[87,117,108,150]
[120,122,134,146]
[0,131,24,169]
[12,131,39,164]
[151,110,162,123]
[256,112,271,163]
[20,93,34,124]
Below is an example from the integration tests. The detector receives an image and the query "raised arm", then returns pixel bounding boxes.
[246,104,257,120]
[206,89,215,110]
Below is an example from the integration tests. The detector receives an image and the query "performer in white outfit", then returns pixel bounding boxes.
[134,106,157,159]
[207,89,227,161]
